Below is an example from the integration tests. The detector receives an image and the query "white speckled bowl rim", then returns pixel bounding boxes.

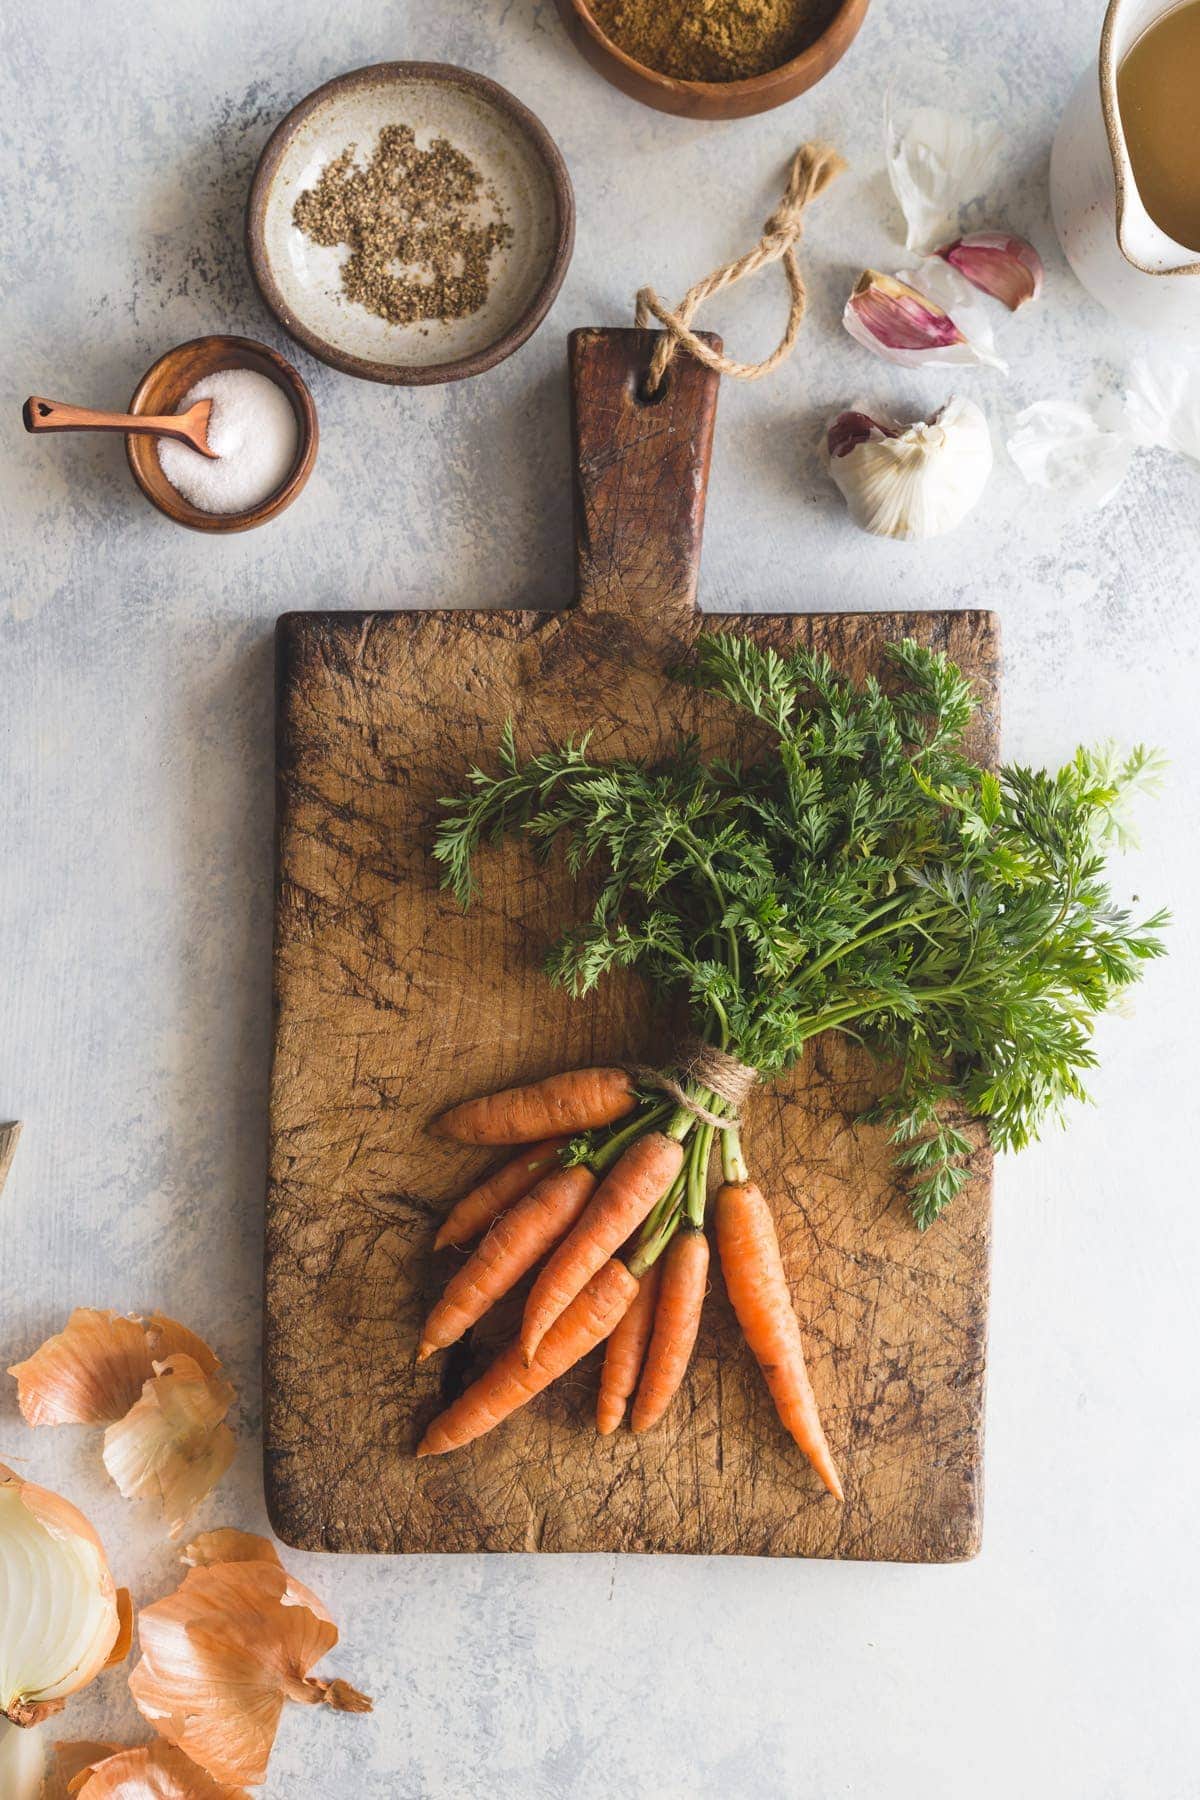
[247,63,575,386]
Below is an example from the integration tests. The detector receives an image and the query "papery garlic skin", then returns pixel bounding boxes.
[824,397,993,541]
[1006,400,1135,509]
[0,1467,127,1728]
[893,258,1008,369]
[844,270,1005,371]
[1125,353,1200,462]
[939,232,1044,310]
[885,97,1004,254]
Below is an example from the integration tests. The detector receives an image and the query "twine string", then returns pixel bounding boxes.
[629,1039,758,1129]
[634,141,846,396]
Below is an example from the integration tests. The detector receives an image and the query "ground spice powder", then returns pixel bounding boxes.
[292,124,512,327]
[590,0,840,82]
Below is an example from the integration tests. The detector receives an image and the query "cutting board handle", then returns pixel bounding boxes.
[568,328,722,651]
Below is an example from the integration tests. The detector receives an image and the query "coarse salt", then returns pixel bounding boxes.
[157,368,299,514]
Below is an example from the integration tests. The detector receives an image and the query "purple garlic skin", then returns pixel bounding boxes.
[827,411,897,458]
[937,232,1044,310]
[845,270,966,355]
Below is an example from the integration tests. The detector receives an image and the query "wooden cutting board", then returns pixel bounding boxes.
[266,329,998,1561]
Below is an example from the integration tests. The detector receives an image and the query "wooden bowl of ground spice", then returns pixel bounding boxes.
[247,64,574,385]
[554,0,870,119]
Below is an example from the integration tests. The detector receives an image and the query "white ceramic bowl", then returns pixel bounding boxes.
[247,63,575,384]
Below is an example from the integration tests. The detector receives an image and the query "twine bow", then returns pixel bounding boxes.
[634,141,846,396]
[629,1040,758,1129]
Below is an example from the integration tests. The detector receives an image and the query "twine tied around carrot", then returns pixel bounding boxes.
[629,1040,757,1128]
[634,141,846,397]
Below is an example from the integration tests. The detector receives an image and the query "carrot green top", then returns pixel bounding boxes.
[435,637,1167,1228]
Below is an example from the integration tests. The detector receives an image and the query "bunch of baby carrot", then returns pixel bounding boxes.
[415,1063,842,1500]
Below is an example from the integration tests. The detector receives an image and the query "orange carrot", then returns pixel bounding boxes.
[630,1225,709,1433]
[417,1260,638,1455]
[430,1067,637,1145]
[596,1261,661,1435]
[434,1138,570,1251]
[520,1131,684,1365]
[714,1181,843,1500]
[418,1166,596,1360]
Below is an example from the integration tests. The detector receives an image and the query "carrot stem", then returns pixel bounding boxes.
[588,1102,670,1173]
[627,1203,683,1278]
[721,1125,749,1185]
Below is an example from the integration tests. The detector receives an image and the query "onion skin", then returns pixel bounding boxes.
[129,1545,371,1786]
[0,1465,127,1728]
[9,1313,237,1535]
[65,1742,252,1798]
[9,1309,225,1429]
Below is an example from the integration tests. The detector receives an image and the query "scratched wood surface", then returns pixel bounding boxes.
[266,328,998,1560]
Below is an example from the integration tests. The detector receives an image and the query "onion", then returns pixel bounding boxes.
[0,1466,130,1728]
[0,1719,45,1799]
[42,1741,123,1799]
[65,1742,251,1798]
[101,1355,235,1539]
[9,1312,236,1537]
[129,1531,370,1787]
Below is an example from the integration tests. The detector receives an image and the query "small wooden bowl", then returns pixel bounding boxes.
[126,336,318,533]
[246,63,575,386]
[552,0,871,119]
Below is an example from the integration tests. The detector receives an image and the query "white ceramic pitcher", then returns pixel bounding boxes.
[1050,0,1200,339]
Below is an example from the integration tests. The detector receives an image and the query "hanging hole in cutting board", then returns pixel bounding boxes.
[635,369,671,405]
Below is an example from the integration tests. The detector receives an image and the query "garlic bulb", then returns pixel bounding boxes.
[824,397,993,540]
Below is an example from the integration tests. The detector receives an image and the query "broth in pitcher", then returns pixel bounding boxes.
[1117,0,1200,253]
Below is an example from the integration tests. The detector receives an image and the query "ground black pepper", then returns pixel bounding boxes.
[292,124,512,327]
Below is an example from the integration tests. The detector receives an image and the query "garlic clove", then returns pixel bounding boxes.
[938,232,1044,309]
[843,270,1005,370]
[893,257,1008,369]
[823,396,994,541]
[844,270,963,357]
[101,1354,236,1539]
[65,1743,251,1799]
[0,1466,125,1728]
[885,97,1004,254]
[129,1543,371,1787]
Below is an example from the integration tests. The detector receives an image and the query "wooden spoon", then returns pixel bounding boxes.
[22,394,217,458]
